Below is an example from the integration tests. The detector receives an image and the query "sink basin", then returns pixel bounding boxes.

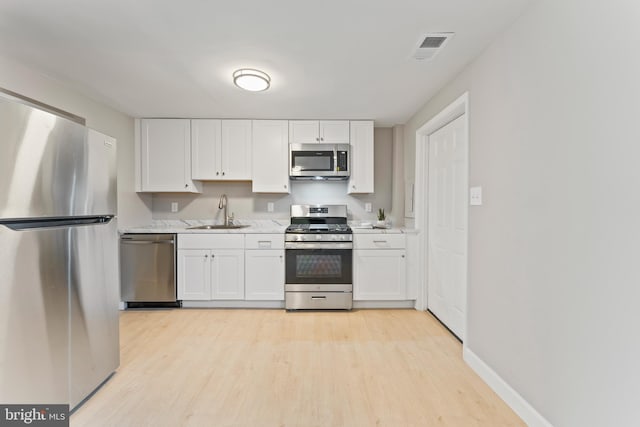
[187,224,250,230]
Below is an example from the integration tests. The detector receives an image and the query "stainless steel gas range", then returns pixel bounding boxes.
[285,204,353,310]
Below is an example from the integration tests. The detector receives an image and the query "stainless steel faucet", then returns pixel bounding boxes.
[218,194,229,226]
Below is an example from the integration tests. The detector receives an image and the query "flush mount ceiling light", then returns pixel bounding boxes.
[233,68,271,92]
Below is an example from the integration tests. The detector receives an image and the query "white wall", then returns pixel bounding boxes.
[404,0,640,425]
[0,56,151,228]
[153,127,397,224]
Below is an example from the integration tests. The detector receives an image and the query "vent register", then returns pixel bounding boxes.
[412,32,454,60]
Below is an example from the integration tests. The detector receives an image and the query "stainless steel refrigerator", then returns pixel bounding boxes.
[0,92,119,409]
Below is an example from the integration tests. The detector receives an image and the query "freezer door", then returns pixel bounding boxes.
[0,96,116,219]
[69,218,120,409]
[0,225,71,404]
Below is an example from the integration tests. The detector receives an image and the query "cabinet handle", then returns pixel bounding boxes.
[373,240,387,244]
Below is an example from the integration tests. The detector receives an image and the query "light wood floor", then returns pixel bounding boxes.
[71,309,524,427]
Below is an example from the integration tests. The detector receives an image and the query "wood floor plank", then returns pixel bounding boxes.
[71,309,524,427]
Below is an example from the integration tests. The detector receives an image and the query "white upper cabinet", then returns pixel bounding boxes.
[191,119,221,180]
[320,121,350,144]
[348,120,374,194]
[252,120,289,193]
[191,119,252,180]
[289,120,349,144]
[137,119,202,193]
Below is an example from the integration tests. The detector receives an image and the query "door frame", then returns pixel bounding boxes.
[414,91,469,343]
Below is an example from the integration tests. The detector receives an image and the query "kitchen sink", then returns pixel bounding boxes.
[187,224,250,230]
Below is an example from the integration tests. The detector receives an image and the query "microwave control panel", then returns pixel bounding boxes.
[337,150,348,171]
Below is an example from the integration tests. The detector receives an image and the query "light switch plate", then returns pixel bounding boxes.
[171,202,179,212]
[365,203,372,213]
[469,187,482,206]
[267,202,274,213]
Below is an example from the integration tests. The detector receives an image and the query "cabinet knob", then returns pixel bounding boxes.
[222,172,225,176]
[320,137,324,141]
[204,254,208,258]
[185,184,188,188]
[315,137,319,142]
[352,185,356,189]
[284,184,287,189]
[216,172,220,176]
[402,255,405,258]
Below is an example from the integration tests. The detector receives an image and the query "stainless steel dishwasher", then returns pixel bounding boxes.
[120,233,178,307]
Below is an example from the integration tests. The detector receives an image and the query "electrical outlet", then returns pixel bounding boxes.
[171,202,179,212]
[365,203,372,213]
[267,202,274,213]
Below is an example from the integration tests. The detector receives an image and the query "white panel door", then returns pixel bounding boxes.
[252,120,290,193]
[220,120,252,180]
[427,115,467,339]
[211,249,245,300]
[245,250,285,300]
[177,249,211,300]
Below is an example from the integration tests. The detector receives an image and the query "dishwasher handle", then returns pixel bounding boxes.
[120,240,175,245]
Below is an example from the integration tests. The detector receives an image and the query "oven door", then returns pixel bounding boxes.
[285,244,352,288]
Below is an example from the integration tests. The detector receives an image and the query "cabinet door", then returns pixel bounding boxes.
[289,120,320,143]
[320,120,350,144]
[245,250,284,300]
[140,119,201,192]
[177,249,211,300]
[354,249,406,300]
[252,120,290,193]
[191,119,221,180]
[211,249,245,300]
[220,120,252,180]
[348,120,374,194]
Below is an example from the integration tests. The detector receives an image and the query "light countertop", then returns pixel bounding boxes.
[120,219,416,235]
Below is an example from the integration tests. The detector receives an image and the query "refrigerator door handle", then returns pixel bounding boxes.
[0,215,114,231]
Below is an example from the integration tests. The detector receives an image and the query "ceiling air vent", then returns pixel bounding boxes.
[412,32,454,61]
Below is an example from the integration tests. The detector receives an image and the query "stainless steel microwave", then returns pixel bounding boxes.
[289,143,350,180]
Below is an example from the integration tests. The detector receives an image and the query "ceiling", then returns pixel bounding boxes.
[0,0,533,126]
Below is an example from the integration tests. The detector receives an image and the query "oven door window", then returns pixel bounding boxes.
[291,151,334,172]
[285,248,352,284]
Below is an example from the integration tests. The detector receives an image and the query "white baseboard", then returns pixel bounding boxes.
[181,300,285,309]
[463,347,553,427]
[353,300,415,309]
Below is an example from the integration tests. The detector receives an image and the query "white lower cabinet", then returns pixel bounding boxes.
[353,234,407,300]
[244,234,284,300]
[245,250,284,300]
[178,249,211,300]
[177,235,245,300]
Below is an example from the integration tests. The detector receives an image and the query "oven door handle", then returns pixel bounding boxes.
[285,242,353,250]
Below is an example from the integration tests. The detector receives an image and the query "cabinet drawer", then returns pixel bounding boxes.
[178,234,244,249]
[354,234,405,249]
[245,234,284,249]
